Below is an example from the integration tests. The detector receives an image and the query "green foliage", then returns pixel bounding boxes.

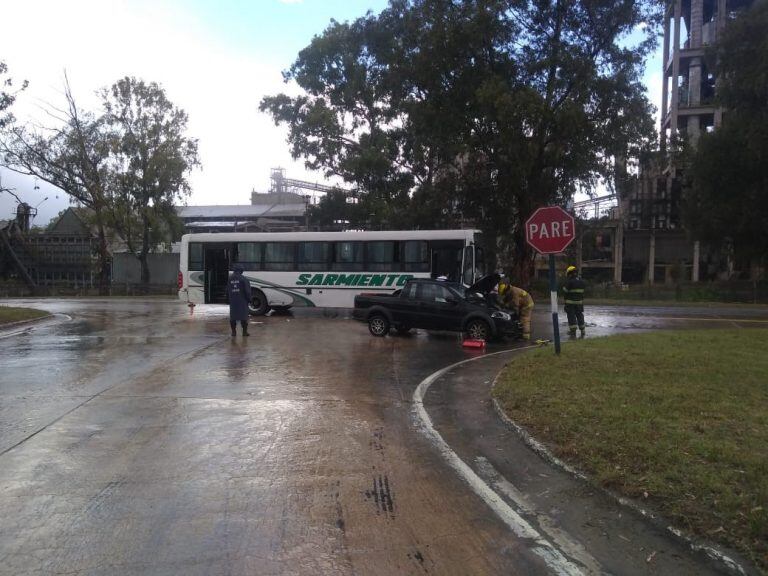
[101,77,200,283]
[1,61,28,199]
[0,60,27,130]
[684,1,768,267]
[307,190,361,229]
[686,122,768,262]
[261,0,661,279]
[0,75,198,287]
[713,0,768,118]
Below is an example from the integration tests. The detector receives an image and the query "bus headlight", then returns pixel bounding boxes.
[491,311,511,321]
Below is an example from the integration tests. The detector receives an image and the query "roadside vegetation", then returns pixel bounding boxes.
[0,305,48,325]
[493,329,768,571]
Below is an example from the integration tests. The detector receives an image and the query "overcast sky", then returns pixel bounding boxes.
[1,0,660,227]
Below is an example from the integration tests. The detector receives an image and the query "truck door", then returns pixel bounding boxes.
[417,282,464,330]
[390,281,422,328]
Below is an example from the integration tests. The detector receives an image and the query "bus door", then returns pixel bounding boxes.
[462,245,475,285]
[204,244,232,304]
[429,240,464,282]
[461,244,486,285]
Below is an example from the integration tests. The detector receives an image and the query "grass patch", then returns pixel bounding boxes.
[0,305,50,325]
[493,329,768,571]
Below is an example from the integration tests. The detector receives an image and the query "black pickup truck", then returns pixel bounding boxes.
[352,276,522,340]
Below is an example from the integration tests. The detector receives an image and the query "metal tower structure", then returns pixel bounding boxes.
[661,0,753,152]
[269,168,340,198]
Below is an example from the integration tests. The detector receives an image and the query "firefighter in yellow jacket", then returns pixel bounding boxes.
[498,278,534,340]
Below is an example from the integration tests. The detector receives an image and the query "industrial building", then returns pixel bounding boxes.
[555,0,756,286]
[0,205,103,293]
[175,168,341,234]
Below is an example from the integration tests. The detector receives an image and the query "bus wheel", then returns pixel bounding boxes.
[368,314,390,337]
[249,290,269,316]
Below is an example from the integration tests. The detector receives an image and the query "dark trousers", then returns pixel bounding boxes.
[564,304,585,332]
[230,319,249,335]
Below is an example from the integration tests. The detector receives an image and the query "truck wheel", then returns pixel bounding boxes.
[249,289,270,316]
[465,319,491,341]
[368,314,390,337]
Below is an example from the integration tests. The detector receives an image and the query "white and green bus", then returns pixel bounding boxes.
[178,230,486,315]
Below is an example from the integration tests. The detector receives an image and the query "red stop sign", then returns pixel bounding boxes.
[525,206,575,254]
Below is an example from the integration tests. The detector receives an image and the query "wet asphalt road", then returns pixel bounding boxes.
[0,299,766,575]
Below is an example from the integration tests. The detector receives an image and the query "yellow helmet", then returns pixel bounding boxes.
[566,265,577,274]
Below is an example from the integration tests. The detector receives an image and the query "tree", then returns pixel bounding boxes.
[0,60,26,130]
[684,1,768,274]
[0,75,114,293]
[1,75,199,291]
[260,7,420,231]
[308,190,364,230]
[0,61,27,199]
[101,77,199,285]
[261,0,661,282]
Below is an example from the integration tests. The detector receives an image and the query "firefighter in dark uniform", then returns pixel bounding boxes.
[226,264,252,337]
[562,265,586,337]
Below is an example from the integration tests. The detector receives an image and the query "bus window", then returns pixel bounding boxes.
[333,241,363,271]
[264,242,295,271]
[298,242,330,271]
[235,242,262,269]
[367,241,397,272]
[189,242,203,270]
[401,240,429,272]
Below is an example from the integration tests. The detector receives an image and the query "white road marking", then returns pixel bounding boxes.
[412,349,590,576]
[475,456,602,575]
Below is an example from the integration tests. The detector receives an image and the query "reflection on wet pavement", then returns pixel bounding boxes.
[0,298,765,575]
[0,299,541,575]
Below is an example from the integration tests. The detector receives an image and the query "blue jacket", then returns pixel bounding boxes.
[226,271,252,321]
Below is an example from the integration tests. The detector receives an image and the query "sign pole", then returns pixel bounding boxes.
[525,205,574,355]
[548,254,561,354]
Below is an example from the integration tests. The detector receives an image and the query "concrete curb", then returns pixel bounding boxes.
[489,369,752,576]
[412,349,588,576]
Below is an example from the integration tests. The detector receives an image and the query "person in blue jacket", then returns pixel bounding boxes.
[226,264,252,337]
